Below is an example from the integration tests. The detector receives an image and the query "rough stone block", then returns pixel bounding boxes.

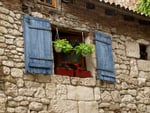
[29,102,43,111]
[8,101,18,107]
[129,59,138,77]
[23,74,35,81]
[137,104,147,112]
[71,77,96,86]
[147,46,150,60]
[4,76,16,84]
[137,39,149,45]
[147,105,150,113]
[126,41,140,58]
[16,40,23,47]
[11,68,23,78]
[20,101,29,106]
[6,38,14,44]
[40,98,50,105]
[25,81,41,88]
[8,29,21,36]
[56,84,67,99]
[49,99,78,113]
[13,96,24,102]
[2,61,14,67]
[7,107,15,113]
[19,88,36,96]
[34,88,46,98]
[67,85,94,101]
[110,103,120,110]
[36,75,51,83]
[51,75,70,84]
[121,95,134,102]
[0,48,4,55]
[0,7,9,14]
[46,83,56,99]
[5,82,18,97]
[0,2,3,6]
[78,101,98,113]
[127,104,137,109]
[111,91,121,102]
[94,87,100,100]
[101,91,112,102]
[99,103,110,107]
[0,36,5,42]
[17,78,24,87]
[0,20,13,28]
[137,60,150,71]
[0,26,8,34]
[0,95,6,112]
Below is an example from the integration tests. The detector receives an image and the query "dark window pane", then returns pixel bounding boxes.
[140,44,147,60]
[40,0,44,2]
[46,0,52,4]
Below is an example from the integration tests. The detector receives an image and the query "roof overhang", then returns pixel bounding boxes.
[98,0,150,21]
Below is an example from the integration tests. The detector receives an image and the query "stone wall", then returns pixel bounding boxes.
[0,0,150,113]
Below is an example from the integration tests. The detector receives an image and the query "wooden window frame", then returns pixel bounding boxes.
[54,36,86,70]
[37,0,57,8]
[52,29,88,76]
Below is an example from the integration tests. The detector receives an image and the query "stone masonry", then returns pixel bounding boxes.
[0,0,150,113]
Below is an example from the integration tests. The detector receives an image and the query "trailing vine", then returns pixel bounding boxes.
[136,0,150,16]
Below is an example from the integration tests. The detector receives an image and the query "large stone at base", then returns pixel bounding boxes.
[67,85,94,101]
[137,60,150,71]
[78,101,98,113]
[49,99,78,113]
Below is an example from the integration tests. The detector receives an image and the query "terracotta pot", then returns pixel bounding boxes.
[75,70,92,78]
[55,68,74,77]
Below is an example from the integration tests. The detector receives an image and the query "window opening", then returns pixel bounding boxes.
[140,44,148,60]
[52,28,91,77]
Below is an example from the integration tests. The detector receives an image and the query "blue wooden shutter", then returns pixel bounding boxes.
[95,31,116,82]
[23,15,53,74]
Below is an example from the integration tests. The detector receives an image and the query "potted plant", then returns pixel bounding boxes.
[74,43,94,56]
[53,39,73,53]
[73,63,92,78]
[55,62,75,77]
[55,68,74,77]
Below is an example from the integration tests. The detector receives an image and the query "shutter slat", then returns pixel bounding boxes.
[96,68,113,73]
[29,62,51,68]
[94,39,111,45]
[29,26,51,31]
[30,56,53,61]
[95,31,116,82]
[23,15,53,74]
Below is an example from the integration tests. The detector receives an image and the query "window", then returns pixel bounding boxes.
[52,30,89,77]
[140,44,148,60]
[23,15,116,82]
[37,0,56,7]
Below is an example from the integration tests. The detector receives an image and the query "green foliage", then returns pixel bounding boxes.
[74,43,94,56]
[53,39,73,53]
[53,39,94,56]
[136,0,150,16]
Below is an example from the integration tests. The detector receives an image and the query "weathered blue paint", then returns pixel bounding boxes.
[23,15,53,74]
[95,31,116,82]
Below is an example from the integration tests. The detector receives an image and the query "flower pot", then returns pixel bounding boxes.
[55,47,62,53]
[75,70,92,78]
[55,68,74,77]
